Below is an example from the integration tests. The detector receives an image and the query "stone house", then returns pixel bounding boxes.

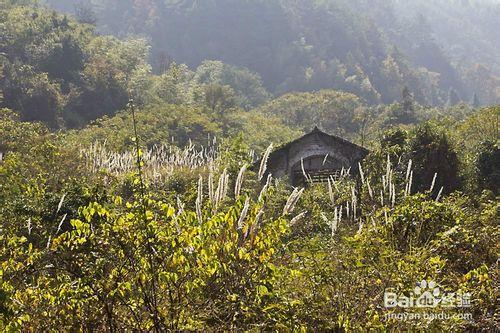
[260,127,369,185]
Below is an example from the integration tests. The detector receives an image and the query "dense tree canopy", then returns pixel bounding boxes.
[43,0,500,106]
[0,2,150,127]
[256,90,367,141]
[0,1,498,331]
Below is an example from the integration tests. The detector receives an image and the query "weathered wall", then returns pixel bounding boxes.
[266,131,367,183]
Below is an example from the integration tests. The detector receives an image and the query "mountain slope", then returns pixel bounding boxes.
[43,0,500,105]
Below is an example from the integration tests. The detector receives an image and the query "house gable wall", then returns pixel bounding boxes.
[265,130,368,183]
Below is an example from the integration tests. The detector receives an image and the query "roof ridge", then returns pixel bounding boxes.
[266,128,368,158]
[307,126,368,152]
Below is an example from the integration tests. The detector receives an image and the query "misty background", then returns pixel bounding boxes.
[42,0,500,106]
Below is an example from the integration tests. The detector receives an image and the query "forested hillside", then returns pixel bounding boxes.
[0,0,499,331]
[44,0,500,106]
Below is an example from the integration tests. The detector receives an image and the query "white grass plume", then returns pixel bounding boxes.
[56,214,67,234]
[258,144,273,181]
[283,187,304,216]
[237,197,250,230]
[436,186,444,201]
[358,162,365,185]
[405,159,412,183]
[367,180,373,199]
[290,211,307,227]
[196,175,203,224]
[429,173,438,193]
[301,158,308,182]
[254,209,264,227]
[234,164,247,198]
[327,178,335,204]
[56,194,66,214]
[214,169,228,210]
[208,169,214,202]
[258,174,272,202]
[322,154,329,166]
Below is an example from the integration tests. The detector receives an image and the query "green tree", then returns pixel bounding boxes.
[409,123,461,195]
[193,60,270,109]
[475,141,499,194]
[470,92,480,108]
[381,127,408,152]
[388,86,417,125]
[446,87,461,107]
[148,62,200,106]
[256,90,366,141]
[402,86,414,114]
[1,63,64,127]
[0,4,150,128]
[455,106,499,154]
[204,83,236,116]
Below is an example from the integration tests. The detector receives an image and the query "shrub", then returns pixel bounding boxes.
[409,123,461,195]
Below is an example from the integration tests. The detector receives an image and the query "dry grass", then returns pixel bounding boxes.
[82,141,220,182]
